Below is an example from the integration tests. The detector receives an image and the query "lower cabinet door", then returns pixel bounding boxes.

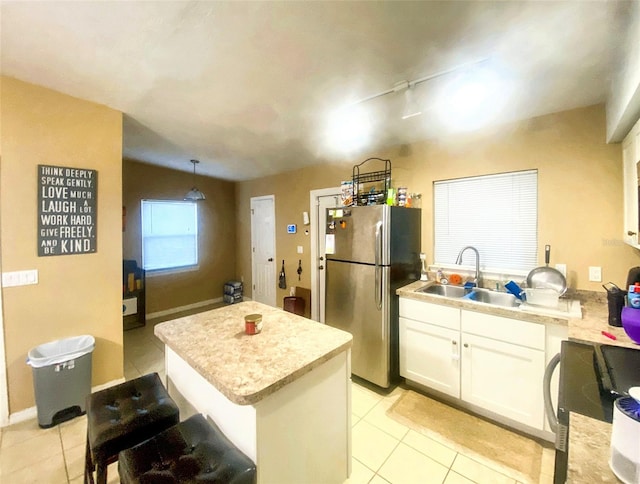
[399,317,460,398]
[461,332,545,429]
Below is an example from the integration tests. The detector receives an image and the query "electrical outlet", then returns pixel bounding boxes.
[555,264,567,277]
[588,266,602,282]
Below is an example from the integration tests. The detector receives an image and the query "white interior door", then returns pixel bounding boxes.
[310,188,341,322]
[251,196,276,307]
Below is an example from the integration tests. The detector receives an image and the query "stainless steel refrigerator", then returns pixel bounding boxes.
[324,205,421,388]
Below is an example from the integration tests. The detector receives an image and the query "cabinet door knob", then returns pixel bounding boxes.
[268,258,274,262]
[463,343,469,348]
[629,231,637,236]
[319,265,324,270]
[452,340,457,345]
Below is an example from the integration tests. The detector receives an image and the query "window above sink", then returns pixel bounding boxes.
[433,170,538,273]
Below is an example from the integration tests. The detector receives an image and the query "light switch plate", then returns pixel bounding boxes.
[2,269,38,287]
[555,264,567,277]
[588,266,602,282]
[297,246,303,254]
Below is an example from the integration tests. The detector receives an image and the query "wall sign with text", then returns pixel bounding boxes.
[38,164,98,256]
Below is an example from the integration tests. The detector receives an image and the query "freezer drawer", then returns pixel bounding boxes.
[325,259,390,387]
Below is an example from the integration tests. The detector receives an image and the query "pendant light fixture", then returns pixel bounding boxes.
[184,159,206,201]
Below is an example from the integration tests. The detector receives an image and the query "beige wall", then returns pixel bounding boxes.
[1,77,123,413]
[236,163,352,306]
[236,104,640,304]
[123,160,237,314]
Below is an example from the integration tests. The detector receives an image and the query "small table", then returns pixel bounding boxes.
[154,301,353,484]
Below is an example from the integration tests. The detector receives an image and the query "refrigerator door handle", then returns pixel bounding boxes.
[375,221,383,310]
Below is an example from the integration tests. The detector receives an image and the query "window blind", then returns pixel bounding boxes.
[141,200,198,271]
[433,170,537,272]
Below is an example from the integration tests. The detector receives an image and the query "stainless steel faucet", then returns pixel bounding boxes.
[455,246,481,288]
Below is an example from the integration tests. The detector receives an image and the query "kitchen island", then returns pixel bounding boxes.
[154,301,353,484]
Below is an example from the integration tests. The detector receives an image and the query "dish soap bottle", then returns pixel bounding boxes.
[437,268,448,285]
[629,283,640,308]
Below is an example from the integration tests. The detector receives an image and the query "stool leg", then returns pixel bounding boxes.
[96,461,108,484]
[84,432,94,484]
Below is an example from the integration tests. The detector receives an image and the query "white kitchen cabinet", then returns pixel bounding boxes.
[398,298,461,398]
[399,297,551,432]
[399,316,460,398]
[623,117,640,248]
[460,332,545,429]
[460,310,546,429]
[399,298,460,330]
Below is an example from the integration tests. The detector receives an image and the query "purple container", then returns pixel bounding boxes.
[621,307,640,344]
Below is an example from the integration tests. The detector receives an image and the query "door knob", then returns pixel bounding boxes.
[319,265,324,270]
[268,258,273,262]
[628,231,637,236]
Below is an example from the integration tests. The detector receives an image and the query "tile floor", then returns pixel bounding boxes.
[0,305,555,483]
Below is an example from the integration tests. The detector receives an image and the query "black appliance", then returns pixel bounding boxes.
[548,340,640,483]
[603,282,626,327]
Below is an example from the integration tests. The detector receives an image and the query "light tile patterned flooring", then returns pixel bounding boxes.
[0,305,555,483]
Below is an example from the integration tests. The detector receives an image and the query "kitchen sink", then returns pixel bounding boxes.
[417,284,466,298]
[416,284,521,308]
[471,288,521,308]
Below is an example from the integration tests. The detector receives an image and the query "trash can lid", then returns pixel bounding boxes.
[27,335,95,368]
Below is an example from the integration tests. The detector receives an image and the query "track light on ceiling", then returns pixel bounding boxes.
[326,58,493,152]
[184,159,206,201]
[352,58,490,119]
[401,84,422,120]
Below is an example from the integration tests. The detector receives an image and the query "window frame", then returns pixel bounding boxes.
[140,199,199,274]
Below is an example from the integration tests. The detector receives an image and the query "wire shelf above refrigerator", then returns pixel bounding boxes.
[352,158,391,206]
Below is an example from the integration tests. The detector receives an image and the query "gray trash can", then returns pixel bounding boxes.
[27,334,95,428]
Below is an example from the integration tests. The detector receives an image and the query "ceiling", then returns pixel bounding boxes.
[0,1,632,181]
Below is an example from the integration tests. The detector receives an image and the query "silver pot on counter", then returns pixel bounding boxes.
[525,245,567,295]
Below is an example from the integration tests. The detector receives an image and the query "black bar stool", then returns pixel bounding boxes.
[84,372,179,484]
[118,413,256,483]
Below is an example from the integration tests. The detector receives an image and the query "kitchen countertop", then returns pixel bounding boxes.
[397,280,639,483]
[154,300,352,405]
[566,291,635,483]
[397,280,578,326]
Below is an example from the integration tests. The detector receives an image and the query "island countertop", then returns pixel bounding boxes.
[154,301,352,406]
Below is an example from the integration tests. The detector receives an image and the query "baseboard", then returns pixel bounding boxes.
[145,297,223,320]
[5,377,126,428]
